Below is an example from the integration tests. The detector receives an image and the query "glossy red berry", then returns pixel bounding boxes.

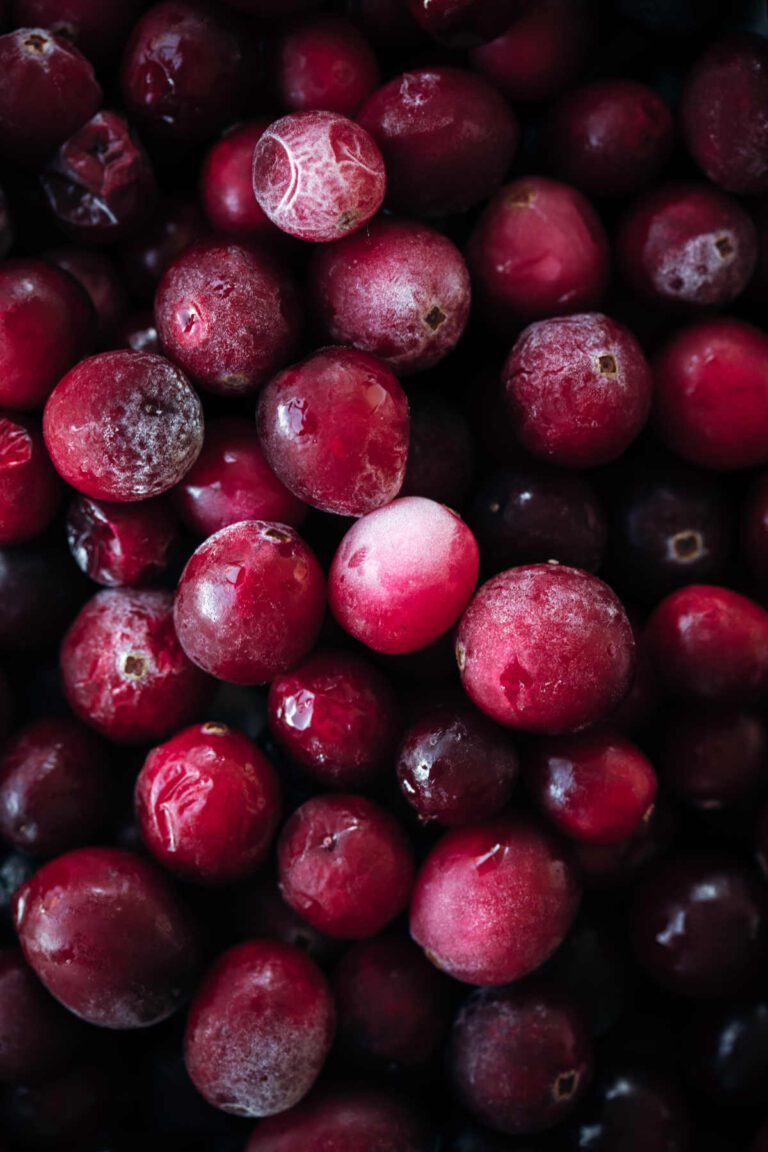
[0,947,87,1085]
[0,411,62,544]
[199,120,280,241]
[659,707,768,810]
[246,1087,434,1152]
[565,1066,692,1152]
[66,494,179,588]
[275,15,380,115]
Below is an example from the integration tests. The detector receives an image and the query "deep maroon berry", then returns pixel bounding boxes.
[155,238,303,397]
[410,815,580,985]
[174,521,326,685]
[60,588,213,744]
[687,1001,768,1108]
[200,120,280,241]
[742,472,768,582]
[184,940,335,1117]
[605,617,661,737]
[563,1066,692,1152]
[357,67,518,217]
[120,196,207,304]
[347,0,425,48]
[396,706,519,826]
[310,216,471,374]
[246,1087,434,1152]
[276,15,380,115]
[467,178,609,329]
[267,650,398,789]
[0,542,86,650]
[229,874,339,965]
[575,799,675,889]
[1,1060,113,1152]
[119,309,160,355]
[66,494,178,588]
[13,846,202,1027]
[401,394,473,509]
[12,0,149,64]
[0,947,87,1085]
[541,918,626,1040]
[659,707,768,809]
[46,248,127,349]
[407,0,512,46]
[0,411,62,545]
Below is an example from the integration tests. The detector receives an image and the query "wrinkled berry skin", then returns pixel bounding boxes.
[246,1087,434,1152]
[0,411,62,544]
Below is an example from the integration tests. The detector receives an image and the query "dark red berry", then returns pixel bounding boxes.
[564,1066,692,1152]
[0,411,62,544]
[0,947,87,1085]
[119,195,207,304]
[407,0,514,47]
[275,15,380,116]
[199,119,281,241]
[0,541,87,650]
[46,247,127,349]
[742,472,768,582]
[12,0,149,64]
[659,707,768,810]
[66,494,179,588]
[246,1087,434,1152]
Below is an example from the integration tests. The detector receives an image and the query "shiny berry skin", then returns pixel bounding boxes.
[135,722,281,885]
[504,313,652,469]
[407,0,512,46]
[13,846,202,1028]
[175,521,325,686]
[200,120,280,241]
[184,939,335,1118]
[60,588,213,744]
[563,1066,692,1152]
[278,793,414,939]
[0,541,87,650]
[410,815,581,985]
[253,111,385,243]
[681,34,768,195]
[0,411,62,545]
[0,947,87,1085]
[631,856,768,997]
[0,28,101,164]
[548,79,673,197]
[155,238,303,397]
[357,66,518,217]
[396,706,519,827]
[329,497,479,655]
[527,731,657,846]
[401,394,474,509]
[0,717,112,858]
[646,584,768,703]
[688,1000,768,1108]
[653,318,768,470]
[0,259,94,410]
[450,985,593,1135]
[456,565,635,734]
[66,494,178,588]
[467,178,609,329]
[246,1087,434,1152]
[267,650,398,789]
[119,195,207,304]
[11,0,149,64]
[276,15,380,115]
[46,247,127,349]
[310,216,471,374]
[659,707,768,810]
[257,346,409,517]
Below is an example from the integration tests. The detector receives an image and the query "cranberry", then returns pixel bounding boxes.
[275,15,380,116]
[606,617,661,737]
[401,394,474,509]
[121,0,253,141]
[119,309,160,355]
[11,0,149,64]
[646,584,768,703]
[456,565,635,734]
[396,706,519,826]
[357,67,518,217]
[0,259,94,410]
[681,34,768,195]
[119,196,207,304]
[0,716,112,857]
[575,799,675,889]
[562,1065,692,1152]
[0,947,87,1085]
[66,494,179,588]
[467,178,609,329]
[311,217,471,373]
[0,542,86,650]
[135,721,281,885]
[0,411,62,545]
[0,28,101,164]
[253,111,385,243]
[329,497,479,654]
[548,79,673,197]
[267,650,398,789]
[257,346,409,516]
[155,238,302,397]
[246,1087,434,1151]
[200,120,280,241]
[541,918,626,1040]
[46,247,127,349]
[631,855,767,997]
[44,350,204,501]
[687,1001,768,1108]
[1,1060,113,1151]
[60,588,213,743]
[410,815,580,985]
[346,0,425,48]
[406,0,512,46]
[659,707,768,810]
[184,939,334,1117]
[13,846,202,1027]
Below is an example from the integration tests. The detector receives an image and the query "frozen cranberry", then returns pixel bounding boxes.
[0,411,62,545]
[358,67,518,217]
[46,248,127,349]
[40,111,156,246]
[401,395,473,509]
[410,815,580,985]
[257,346,409,517]
[646,585,768,703]
[267,650,398,789]
[0,542,86,650]
[469,467,605,575]
[174,522,325,685]
[653,318,768,470]
[14,846,202,1027]
[253,111,385,243]
[548,79,673,197]
[119,309,160,355]
[0,259,94,410]
[563,1066,692,1152]
[346,0,425,48]
[121,0,253,141]
[0,947,87,1085]
[120,196,207,304]
[467,178,609,329]
[659,707,768,810]
[60,588,213,744]
[185,939,334,1117]
[681,34,768,195]
[504,313,652,469]
[329,497,479,655]
[200,120,280,241]
[276,15,379,116]
[397,706,518,827]
[12,0,149,64]
[246,1087,433,1152]
[0,717,112,857]
[407,0,512,46]
[688,1001,768,1108]
[155,238,302,397]
[44,350,203,501]
[450,986,592,1135]
[0,28,101,164]
[66,494,179,588]
[135,722,281,885]
[457,565,635,734]
[311,217,471,373]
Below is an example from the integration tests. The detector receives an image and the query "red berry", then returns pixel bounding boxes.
[46,247,128,349]
[12,0,149,64]
[0,947,87,1085]
[66,494,179,588]
[407,0,513,47]
[119,195,207,304]
[0,411,62,544]
[275,15,380,115]
[200,120,281,241]
[659,707,768,810]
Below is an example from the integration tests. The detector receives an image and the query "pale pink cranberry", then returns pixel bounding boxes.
[275,15,380,115]
[329,497,479,655]
[253,111,385,243]
[0,411,62,544]
[200,120,280,241]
